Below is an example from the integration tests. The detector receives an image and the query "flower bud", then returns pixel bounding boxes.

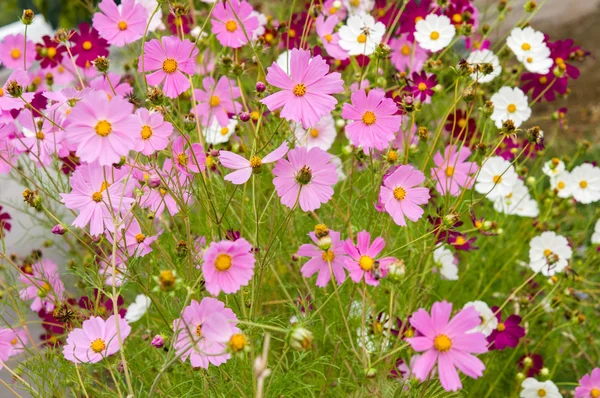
[481,100,494,117]
[54,28,71,43]
[6,80,23,98]
[387,259,406,282]
[516,372,525,381]
[540,367,549,377]
[364,368,377,378]
[52,224,66,235]
[21,9,35,25]
[289,327,313,351]
[93,56,110,73]
[147,86,165,106]
[239,112,251,122]
[151,335,165,348]
[255,81,266,93]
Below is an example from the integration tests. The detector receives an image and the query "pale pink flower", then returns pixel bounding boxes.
[315,15,349,60]
[390,36,428,73]
[92,0,148,47]
[0,328,27,368]
[0,34,36,69]
[297,230,348,287]
[193,76,241,127]
[211,0,259,49]
[134,108,173,155]
[89,72,133,98]
[19,259,65,312]
[63,315,131,363]
[379,164,430,226]
[431,145,478,196]
[172,136,206,175]
[220,141,288,185]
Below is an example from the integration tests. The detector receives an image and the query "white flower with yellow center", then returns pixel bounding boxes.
[550,170,572,199]
[507,27,547,61]
[338,15,385,56]
[519,378,562,398]
[433,245,457,280]
[474,156,519,200]
[414,14,455,53]
[463,301,498,337]
[568,163,600,204]
[204,117,237,145]
[125,294,151,323]
[493,179,539,218]
[529,231,572,276]
[293,115,336,151]
[490,86,532,128]
[542,158,565,178]
[591,219,600,245]
[466,49,502,83]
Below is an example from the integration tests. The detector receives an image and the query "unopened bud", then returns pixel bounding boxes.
[21,9,35,25]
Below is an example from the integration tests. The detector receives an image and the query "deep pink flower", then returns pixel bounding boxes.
[220,141,288,184]
[0,328,27,368]
[407,71,437,103]
[0,205,11,237]
[19,259,65,312]
[449,233,478,251]
[134,108,173,155]
[0,34,36,69]
[70,23,109,68]
[193,76,242,127]
[575,368,600,398]
[66,90,138,165]
[342,88,402,151]
[262,48,344,129]
[35,36,66,69]
[486,306,526,350]
[211,0,259,49]
[63,315,131,363]
[445,109,477,142]
[297,230,348,287]
[272,146,338,212]
[93,0,148,47]
[444,0,479,29]
[343,230,398,286]
[407,301,488,392]
[548,38,581,80]
[202,238,256,296]
[517,354,544,377]
[431,145,477,196]
[168,12,193,35]
[173,298,238,368]
[315,15,348,60]
[390,36,427,73]
[521,72,568,102]
[172,136,206,175]
[139,36,198,98]
[398,0,432,37]
[379,164,430,226]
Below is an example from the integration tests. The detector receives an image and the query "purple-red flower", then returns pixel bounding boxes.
[70,23,109,68]
[518,354,544,377]
[35,36,66,69]
[379,164,430,226]
[521,72,567,103]
[0,205,12,237]
[448,233,478,251]
[486,306,526,350]
[445,109,477,142]
[407,70,437,103]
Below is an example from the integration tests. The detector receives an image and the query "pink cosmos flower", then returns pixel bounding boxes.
[108,218,158,258]
[138,159,191,217]
[315,15,349,60]
[262,48,344,129]
[0,34,36,70]
[297,230,348,287]
[211,0,259,49]
[575,368,600,398]
[202,238,256,296]
[0,138,15,174]
[19,259,65,312]
[89,73,132,99]
[60,163,135,236]
[44,87,93,118]
[343,231,398,286]
[272,146,338,212]
[92,0,148,47]
[431,145,478,196]
[407,301,488,392]
[379,164,430,226]
[173,298,238,368]
[0,69,35,114]
[193,76,241,127]
[0,328,27,369]
[14,109,66,166]
[172,136,206,175]
[66,90,138,165]
[342,88,402,151]
[220,141,288,185]
[390,36,427,73]
[294,114,337,151]
[139,36,198,98]
[134,108,173,155]
[63,315,131,363]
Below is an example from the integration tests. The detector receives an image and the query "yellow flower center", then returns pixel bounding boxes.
[95,120,112,137]
[38,282,51,296]
[47,47,57,58]
[11,48,21,59]
[543,249,552,257]
[250,156,262,169]
[329,7,337,14]
[210,95,221,107]
[293,83,307,97]
[82,41,92,50]
[309,128,319,138]
[526,57,533,63]
[92,192,103,202]
[10,338,18,345]
[362,111,376,126]
[557,181,565,189]
[580,180,588,189]
[206,155,214,168]
[458,118,467,128]
[590,388,600,398]
[229,333,247,351]
[225,20,238,32]
[430,31,440,40]
[135,233,146,243]
[177,153,189,166]
[288,29,296,38]
[417,82,427,92]
[415,16,423,23]
[507,104,517,113]
[359,255,374,271]
[454,236,466,245]
[321,249,335,262]
[475,221,483,229]
[445,166,454,177]
[433,334,452,352]
[220,127,229,136]
[162,58,178,74]
[195,324,203,337]
[387,150,399,163]
[0,88,4,97]
[36,131,45,140]
[400,44,411,56]
[324,34,333,43]
[357,34,367,43]
[141,125,153,139]
[493,175,502,184]
[537,389,547,397]
[215,253,233,271]
[404,328,415,338]
[159,270,176,288]
[452,13,463,23]
[90,338,106,353]
[497,322,506,332]
[118,21,128,31]
[521,43,531,51]
[393,187,406,200]
[350,0,360,6]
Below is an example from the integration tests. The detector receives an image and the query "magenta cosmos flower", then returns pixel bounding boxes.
[0,34,36,69]
[297,230,349,287]
[139,36,198,98]
[211,0,259,49]
[431,145,478,196]
[202,238,256,296]
[262,48,344,129]
[70,23,109,69]
[272,146,338,212]
[19,259,65,312]
[63,315,131,363]
[60,163,135,236]
[407,301,488,392]
[575,368,600,398]
[172,136,206,176]
[315,15,348,60]
[134,108,173,155]
[173,298,238,368]
[486,306,525,350]
[220,141,288,185]
[379,164,430,226]
[193,76,241,127]
[35,36,66,69]
[343,230,398,286]
[342,88,402,151]
[93,0,147,47]
[0,205,11,237]
[407,70,437,103]
[66,90,138,165]
[0,328,27,368]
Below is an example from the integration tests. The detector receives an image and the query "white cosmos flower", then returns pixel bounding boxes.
[251,11,268,39]
[520,378,562,398]
[125,294,152,323]
[204,117,237,145]
[490,86,532,129]
[542,158,565,178]
[529,231,572,276]
[342,0,374,16]
[550,170,572,198]
[433,245,458,280]
[493,179,539,218]
[293,115,336,151]
[475,156,519,200]
[507,27,547,60]
[591,219,600,244]
[338,15,385,56]
[466,49,502,83]
[414,14,456,53]
[135,0,165,32]
[568,163,600,204]
[463,301,498,337]
[522,48,553,74]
